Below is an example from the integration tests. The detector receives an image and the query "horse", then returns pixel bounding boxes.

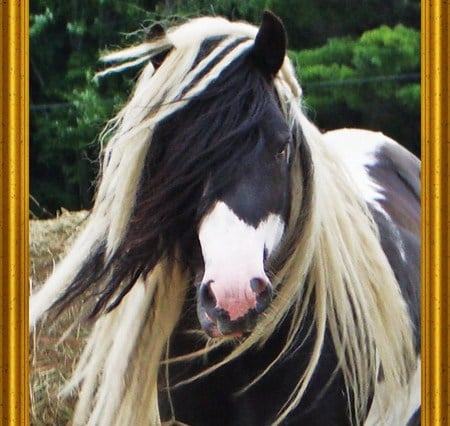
[30,11,421,426]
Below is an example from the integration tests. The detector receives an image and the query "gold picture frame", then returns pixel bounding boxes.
[0,2,29,425]
[0,1,448,424]
[421,2,449,425]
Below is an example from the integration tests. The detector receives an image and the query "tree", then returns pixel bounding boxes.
[30,1,160,213]
[289,25,420,156]
[30,0,420,215]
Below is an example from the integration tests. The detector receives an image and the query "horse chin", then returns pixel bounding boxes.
[197,306,248,339]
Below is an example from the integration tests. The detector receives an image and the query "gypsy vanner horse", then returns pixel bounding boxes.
[30,12,420,426]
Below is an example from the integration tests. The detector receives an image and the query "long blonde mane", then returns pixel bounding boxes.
[30,16,416,426]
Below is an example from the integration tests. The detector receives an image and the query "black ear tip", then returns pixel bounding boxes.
[252,10,287,76]
[261,10,286,40]
[262,10,284,27]
[144,23,165,41]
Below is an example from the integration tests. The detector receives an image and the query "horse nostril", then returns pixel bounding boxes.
[250,277,270,295]
[199,280,217,309]
[250,278,273,313]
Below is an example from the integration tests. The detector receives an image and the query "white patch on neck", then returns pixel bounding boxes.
[323,129,409,263]
[323,129,385,208]
[198,201,285,289]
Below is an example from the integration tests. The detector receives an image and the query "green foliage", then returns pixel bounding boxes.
[169,0,265,20]
[30,0,420,216]
[30,77,124,212]
[30,0,157,214]
[294,37,355,66]
[353,25,420,75]
[30,7,54,38]
[396,84,421,112]
[253,0,419,49]
[168,0,420,47]
[289,25,420,155]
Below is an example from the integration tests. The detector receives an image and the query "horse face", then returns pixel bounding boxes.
[192,11,291,339]
[196,99,292,338]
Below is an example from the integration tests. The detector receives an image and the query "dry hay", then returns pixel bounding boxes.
[30,210,90,425]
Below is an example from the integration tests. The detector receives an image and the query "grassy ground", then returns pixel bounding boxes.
[30,210,90,425]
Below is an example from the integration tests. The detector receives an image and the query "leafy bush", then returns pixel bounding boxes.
[30,1,151,214]
[30,1,420,215]
[289,25,420,155]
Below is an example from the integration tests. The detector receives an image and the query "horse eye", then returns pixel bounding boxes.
[276,141,290,160]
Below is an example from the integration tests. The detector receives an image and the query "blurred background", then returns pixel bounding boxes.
[30,0,420,217]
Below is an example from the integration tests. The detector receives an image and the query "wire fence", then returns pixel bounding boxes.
[303,73,420,88]
[30,72,420,111]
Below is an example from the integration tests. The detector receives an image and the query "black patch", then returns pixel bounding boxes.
[368,141,420,236]
[161,290,356,425]
[406,407,421,426]
[366,139,421,354]
[371,208,420,354]
[218,94,292,227]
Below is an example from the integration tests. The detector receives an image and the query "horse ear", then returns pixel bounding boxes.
[143,23,165,41]
[143,23,172,71]
[252,10,287,76]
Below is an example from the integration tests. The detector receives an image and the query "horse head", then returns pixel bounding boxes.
[187,12,292,337]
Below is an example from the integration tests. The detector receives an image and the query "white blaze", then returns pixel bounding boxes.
[198,201,285,316]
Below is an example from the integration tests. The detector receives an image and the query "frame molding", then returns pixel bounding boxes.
[0,1,448,424]
[421,1,449,425]
[0,1,30,425]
